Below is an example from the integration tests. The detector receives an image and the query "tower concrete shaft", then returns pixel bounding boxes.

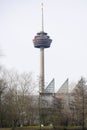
[40,47,44,93]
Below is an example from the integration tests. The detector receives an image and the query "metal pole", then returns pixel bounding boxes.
[39,92,41,130]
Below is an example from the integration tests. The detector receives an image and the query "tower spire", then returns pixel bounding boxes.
[41,3,44,32]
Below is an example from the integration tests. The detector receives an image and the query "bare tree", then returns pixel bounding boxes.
[0,66,8,127]
[16,72,36,126]
[0,69,36,127]
[72,77,87,130]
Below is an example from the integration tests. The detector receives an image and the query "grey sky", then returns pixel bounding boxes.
[0,0,87,91]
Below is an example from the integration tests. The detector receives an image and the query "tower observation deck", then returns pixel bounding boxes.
[33,31,52,48]
[33,3,52,93]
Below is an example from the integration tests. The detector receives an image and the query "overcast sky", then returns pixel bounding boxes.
[0,0,87,91]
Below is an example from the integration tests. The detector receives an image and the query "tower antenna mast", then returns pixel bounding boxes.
[41,3,44,32]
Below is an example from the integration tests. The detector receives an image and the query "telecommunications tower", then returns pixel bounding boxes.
[33,3,52,93]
